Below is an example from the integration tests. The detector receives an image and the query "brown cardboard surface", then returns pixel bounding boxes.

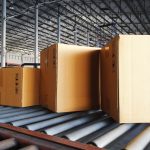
[0,67,39,107]
[40,43,100,112]
[40,49,48,107]
[0,69,2,104]
[1,67,22,106]
[40,44,57,111]
[119,35,150,123]
[101,35,150,123]
[22,68,40,106]
[100,36,119,121]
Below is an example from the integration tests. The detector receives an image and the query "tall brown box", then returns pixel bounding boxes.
[40,43,100,112]
[100,35,150,123]
[0,67,40,107]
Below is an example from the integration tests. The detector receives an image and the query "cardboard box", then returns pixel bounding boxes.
[0,67,40,107]
[100,35,150,123]
[40,43,100,112]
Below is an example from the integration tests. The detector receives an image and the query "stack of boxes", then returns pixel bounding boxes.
[1,35,150,123]
[40,43,101,112]
[100,35,150,123]
[0,67,40,107]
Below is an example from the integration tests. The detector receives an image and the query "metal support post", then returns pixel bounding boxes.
[96,38,99,47]
[74,25,77,45]
[34,3,39,63]
[57,15,61,43]
[1,0,6,67]
[21,54,23,64]
[87,31,89,46]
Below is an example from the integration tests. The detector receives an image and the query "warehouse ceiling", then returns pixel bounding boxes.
[0,0,150,55]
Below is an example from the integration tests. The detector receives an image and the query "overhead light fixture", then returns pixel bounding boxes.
[73,25,77,32]
[100,7,109,11]
[9,0,14,10]
[16,14,24,19]
[99,23,115,28]
[89,37,92,41]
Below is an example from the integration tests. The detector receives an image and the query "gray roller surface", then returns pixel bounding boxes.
[144,142,150,150]
[78,123,119,143]
[18,145,39,150]
[0,107,16,111]
[0,108,42,118]
[0,108,25,115]
[44,112,104,135]
[63,118,112,141]
[12,112,67,127]
[0,105,149,149]
[26,111,99,131]
[125,126,150,150]
[0,138,18,150]
[90,124,135,148]
[105,124,149,150]
[0,107,43,118]
[0,110,48,123]
[0,106,40,113]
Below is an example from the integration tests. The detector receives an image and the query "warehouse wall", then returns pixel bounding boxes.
[0,52,40,65]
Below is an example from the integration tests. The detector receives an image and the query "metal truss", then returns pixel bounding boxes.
[0,0,150,55]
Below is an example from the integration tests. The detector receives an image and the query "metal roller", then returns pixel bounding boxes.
[0,106,40,112]
[0,106,40,113]
[0,108,25,115]
[105,124,148,150]
[79,123,119,143]
[43,112,104,135]
[18,145,39,150]
[144,143,150,150]
[26,111,100,131]
[0,107,16,111]
[0,138,18,150]
[0,107,43,115]
[125,126,150,150]
[63,118,113,141]
[90,124,135,148]
[0,107,43,119]
[0,110,48,123]
[12,112,67,127]
[0,106,4,108]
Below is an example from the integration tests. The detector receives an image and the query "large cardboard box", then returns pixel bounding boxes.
[100,35,150,123]
[40,43,100,112]
[0,67,40,107]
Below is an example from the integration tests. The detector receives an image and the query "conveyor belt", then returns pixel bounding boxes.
[0,106,149,150]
